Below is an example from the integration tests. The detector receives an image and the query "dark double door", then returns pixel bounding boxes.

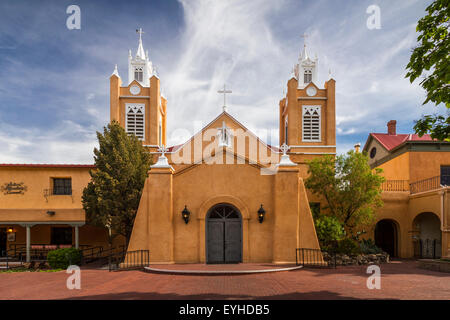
[206,204,242,264]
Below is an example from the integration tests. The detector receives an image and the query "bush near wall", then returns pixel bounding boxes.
[47,248,82,269]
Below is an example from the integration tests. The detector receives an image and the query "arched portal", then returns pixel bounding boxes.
[206,203,242,264]
[375,219,398,257]
[413,212,441,259]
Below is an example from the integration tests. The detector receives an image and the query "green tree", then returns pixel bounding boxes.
[405,0,450,141]
[314,215,345,251]
[305,151,385,237]
[82,121,152,246]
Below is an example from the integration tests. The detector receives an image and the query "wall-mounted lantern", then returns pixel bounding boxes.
[47,210,56,216]
[6,227,14,233]
[181,205,190,224]
[258,204,266,223]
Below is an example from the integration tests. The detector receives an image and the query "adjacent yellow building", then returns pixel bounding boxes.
[363,120,450,259]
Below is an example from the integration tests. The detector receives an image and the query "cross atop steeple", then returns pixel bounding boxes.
[218,84,232,112]
[135,28,146,59]
[128,28,153,86]
[301,33,308,46]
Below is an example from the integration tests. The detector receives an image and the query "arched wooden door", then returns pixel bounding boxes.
[206,204,242,264]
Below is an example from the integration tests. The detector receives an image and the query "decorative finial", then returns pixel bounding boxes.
[218,84,232,112]
[328,69,332,80]
[151,144,173,169]
[280,143,289,155]
[158,144,168,157]
[111,64,120,77]
[277,143,296,167]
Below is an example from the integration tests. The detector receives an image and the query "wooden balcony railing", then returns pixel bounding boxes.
[410,176,446,194]
[381,180,409,192]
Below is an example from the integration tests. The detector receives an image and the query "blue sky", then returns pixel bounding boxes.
[0,0,444,163]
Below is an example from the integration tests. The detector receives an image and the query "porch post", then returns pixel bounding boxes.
[74,225,79,249]
[26,225,31,263]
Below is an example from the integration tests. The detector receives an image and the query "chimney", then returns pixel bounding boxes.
[354,143,361,153]
[387,120,397,135]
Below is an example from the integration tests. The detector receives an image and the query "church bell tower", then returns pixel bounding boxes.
[279,38,336,163]
[109,29,167,150]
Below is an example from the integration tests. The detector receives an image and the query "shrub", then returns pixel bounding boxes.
[336,238,361,255]
[315,215,345,251]
[47,248,82,269]
[359,239,384,254]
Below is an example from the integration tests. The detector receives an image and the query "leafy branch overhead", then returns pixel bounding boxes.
[405,0,450,141]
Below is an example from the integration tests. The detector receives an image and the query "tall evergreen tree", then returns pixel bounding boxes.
[82,121,152,246]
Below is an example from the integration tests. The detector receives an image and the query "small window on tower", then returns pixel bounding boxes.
[304,70,312,84]
[134,67,143,82]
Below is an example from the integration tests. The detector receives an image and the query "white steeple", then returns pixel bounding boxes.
[128,28,154,87]
[293,38,319,88]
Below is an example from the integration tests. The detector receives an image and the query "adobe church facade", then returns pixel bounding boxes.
[111,33,336,264]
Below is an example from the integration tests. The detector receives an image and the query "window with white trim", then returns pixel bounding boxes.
[302,106,321,142]
[126,104,145,140]
[304,69,312,84]
[134,67,143,82]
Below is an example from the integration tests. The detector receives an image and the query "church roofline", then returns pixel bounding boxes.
[0,164,95,168]
[162,111,283,156]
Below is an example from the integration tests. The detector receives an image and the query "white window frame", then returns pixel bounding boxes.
[302,105,321,142]
[134,67,143,82]
[125,103,145,140]
[304,69,312,84]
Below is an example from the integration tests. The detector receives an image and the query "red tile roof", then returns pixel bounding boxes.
[371,133,433,151]
[0,164,95,168]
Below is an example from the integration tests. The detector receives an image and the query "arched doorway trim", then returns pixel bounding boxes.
[412,212,442,258]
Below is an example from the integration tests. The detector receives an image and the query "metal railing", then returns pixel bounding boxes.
[410,176,445,194]
[414,239,441,259]
[296,248,334,268]
[381,180,409,192]
[108,249,150,271]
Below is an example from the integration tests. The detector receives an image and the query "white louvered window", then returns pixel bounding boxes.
[304,70,312,84]
[302,106,321,142]
[134,67,143,82]
[126,104,145,140]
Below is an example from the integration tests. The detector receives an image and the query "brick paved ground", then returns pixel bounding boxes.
[0,260,448,300]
